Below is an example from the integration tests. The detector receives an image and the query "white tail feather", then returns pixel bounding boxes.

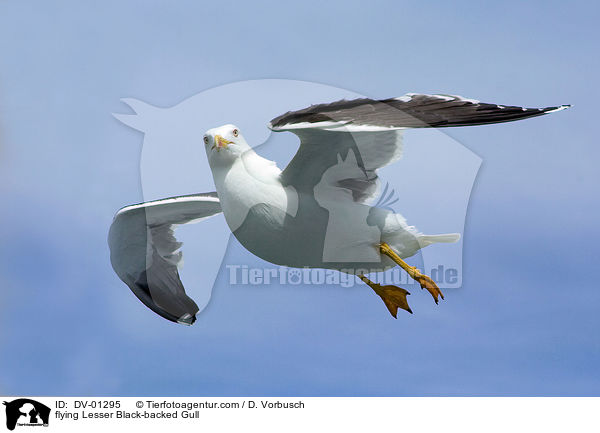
[418,233,461,247]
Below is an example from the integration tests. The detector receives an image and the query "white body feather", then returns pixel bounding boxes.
[205,126,458,274]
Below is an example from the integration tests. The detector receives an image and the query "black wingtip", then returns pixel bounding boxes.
[127,278,199,326]
[177,313,197,326]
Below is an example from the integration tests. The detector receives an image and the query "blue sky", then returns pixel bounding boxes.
[0,0,598,396]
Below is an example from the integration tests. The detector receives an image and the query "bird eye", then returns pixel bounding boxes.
[232,129,239,137]
[203,136,209,145]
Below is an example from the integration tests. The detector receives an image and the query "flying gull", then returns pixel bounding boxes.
[108,93,570,324]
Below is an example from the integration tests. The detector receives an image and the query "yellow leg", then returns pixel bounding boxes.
[379,242,445,304]
[359,274,412,318]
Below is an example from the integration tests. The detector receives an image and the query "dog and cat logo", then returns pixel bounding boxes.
[2,399,50,430]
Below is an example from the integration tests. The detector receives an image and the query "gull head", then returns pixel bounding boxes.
[203,124,250,167]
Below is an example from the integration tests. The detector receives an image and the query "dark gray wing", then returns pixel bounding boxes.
[271,94,570,198]
[269,93,570,131]
[108,192,222,325]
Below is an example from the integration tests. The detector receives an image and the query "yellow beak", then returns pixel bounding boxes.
[214,134,233,151]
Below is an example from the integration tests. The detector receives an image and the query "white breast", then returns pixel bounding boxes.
[211,151,298,232]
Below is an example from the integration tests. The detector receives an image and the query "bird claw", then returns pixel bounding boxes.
[371,283,413,318]
[359,274,413,318]
[414,274,444,304]
[379,243,445,306]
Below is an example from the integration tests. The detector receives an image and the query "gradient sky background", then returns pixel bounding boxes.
[0,1,598,396]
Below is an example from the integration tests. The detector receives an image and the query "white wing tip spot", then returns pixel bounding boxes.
[546,105,571,113]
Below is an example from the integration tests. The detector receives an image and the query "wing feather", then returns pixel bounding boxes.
[108,192,221,325]
[272,94,569,202]
[269,93,570,131]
